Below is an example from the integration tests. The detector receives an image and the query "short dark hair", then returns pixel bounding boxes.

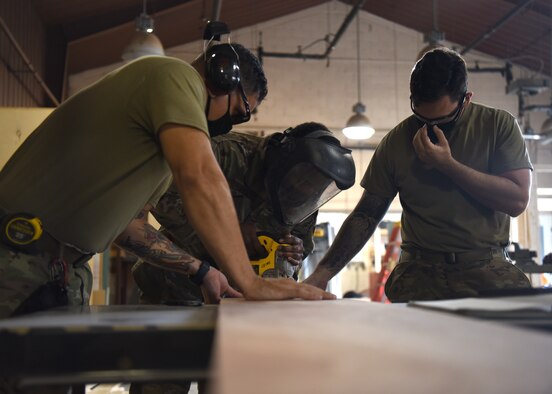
[231,43,268,104]
[410,47,467,106]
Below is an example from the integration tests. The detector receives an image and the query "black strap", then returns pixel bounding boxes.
[190,260,211,285]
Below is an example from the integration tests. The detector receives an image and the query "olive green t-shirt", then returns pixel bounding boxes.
[0,56,209,252]
[361,102,532,252]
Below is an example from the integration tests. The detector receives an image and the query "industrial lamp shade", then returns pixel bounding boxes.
[343,102,375,140]
[344,10,374,141]
[416,42,447,61]
[122,12,165,61]
[122,31,165,61]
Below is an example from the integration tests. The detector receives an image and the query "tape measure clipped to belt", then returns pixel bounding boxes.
[0,212,43,249]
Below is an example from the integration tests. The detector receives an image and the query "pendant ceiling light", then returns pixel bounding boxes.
[343,8,375,140]
[417,0,446,61]
[122,0,165,61]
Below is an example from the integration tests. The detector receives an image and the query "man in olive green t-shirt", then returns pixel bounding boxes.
[305,47,532,302]
[0,42,334,318]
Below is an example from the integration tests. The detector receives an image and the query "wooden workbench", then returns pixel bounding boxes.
[211,299,552,394]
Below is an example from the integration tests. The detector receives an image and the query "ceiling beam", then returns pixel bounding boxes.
[65,0,327,76]
[461,0,536,55]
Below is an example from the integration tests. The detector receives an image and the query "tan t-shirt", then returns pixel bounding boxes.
[0,56,208,252]
[361,102,533,252]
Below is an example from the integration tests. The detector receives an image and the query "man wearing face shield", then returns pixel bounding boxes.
[131,122,355,305]
[304,47,532,302]
[264,127,355,227]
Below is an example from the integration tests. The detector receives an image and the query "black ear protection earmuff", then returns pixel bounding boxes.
[203,21,241,96]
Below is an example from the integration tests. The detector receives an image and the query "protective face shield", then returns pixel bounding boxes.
[265,129,356,226]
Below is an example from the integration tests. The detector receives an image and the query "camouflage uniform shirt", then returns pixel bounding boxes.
[132,132,317,303]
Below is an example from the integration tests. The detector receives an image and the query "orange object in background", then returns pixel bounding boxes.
[369,222,401,302]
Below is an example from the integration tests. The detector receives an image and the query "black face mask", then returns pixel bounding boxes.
[412,94,466,143]
[434,120,457,134]
[415,119,457,144]
[206,95,233,137]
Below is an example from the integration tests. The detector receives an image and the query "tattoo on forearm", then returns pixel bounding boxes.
[118,223,196,274]
[135,209,147,220]
[320,192,392,274]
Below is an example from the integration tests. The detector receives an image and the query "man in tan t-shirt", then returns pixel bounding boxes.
[305,47,532,301]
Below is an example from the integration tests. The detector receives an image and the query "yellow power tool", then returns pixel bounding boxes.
[250,234,296,278]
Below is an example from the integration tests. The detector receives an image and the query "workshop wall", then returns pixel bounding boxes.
[66,0,552,212]
[0,107,52,168]
[0,107,111,303]
[0,1,48,106]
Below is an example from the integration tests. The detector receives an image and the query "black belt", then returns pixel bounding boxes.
[0,207,92,267]
[401,247,507,264]
[32,231,92,267]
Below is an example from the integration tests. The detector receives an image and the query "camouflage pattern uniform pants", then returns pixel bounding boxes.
[0,243,92,318]
[385,247,531,302]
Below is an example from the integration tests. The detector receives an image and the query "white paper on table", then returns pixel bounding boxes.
[408,296,552,313]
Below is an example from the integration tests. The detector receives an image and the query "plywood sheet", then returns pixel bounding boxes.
[212,299,552,394]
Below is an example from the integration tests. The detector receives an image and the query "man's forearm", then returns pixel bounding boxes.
[314,191,392,279]
[440,160,530,217]
[115,215,200,275]
[176,173,258,291]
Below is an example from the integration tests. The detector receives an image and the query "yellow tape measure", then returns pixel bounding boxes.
[2,214,43,246]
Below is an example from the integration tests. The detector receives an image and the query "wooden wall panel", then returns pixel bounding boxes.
[0,0,49,107]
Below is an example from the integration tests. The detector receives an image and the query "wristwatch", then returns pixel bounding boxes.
[190,260,211,285]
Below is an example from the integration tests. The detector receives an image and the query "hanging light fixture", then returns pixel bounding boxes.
[122,0,165,61]
[416,0,446,60]
[343,8,375,140]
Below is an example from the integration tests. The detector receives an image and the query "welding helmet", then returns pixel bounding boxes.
[264,125,355,226]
